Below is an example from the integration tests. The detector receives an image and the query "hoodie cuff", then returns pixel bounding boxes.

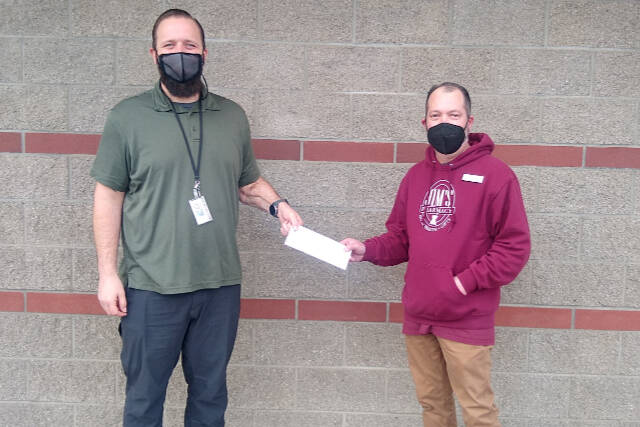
[457,268,479,294]
[361,240,377,262]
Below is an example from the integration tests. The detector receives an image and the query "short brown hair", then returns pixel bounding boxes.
[426,82,471,117]
[152,9,206,50]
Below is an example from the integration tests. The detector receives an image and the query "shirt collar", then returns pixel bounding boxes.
[152,80,220,112]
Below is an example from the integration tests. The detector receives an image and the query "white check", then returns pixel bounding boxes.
[284,226,351,270]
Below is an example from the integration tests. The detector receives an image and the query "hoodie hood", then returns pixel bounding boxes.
[426,132,494,170]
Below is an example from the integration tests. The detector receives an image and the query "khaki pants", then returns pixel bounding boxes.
[405,334,500,427]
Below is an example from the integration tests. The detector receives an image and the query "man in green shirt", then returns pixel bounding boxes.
[91,9,302,426]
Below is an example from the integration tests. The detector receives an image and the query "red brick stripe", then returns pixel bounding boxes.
[240,298,295,319]
[299,300,387,322]
[495,306,572,329]
[0,292,24,311]
[0,133,21,152]
[585,147,640,169]
[492,145,583,167]
[26,292,103,315]
[252,139,300,161]
[396,143,427,163]
[25,133,101,155]
[575,309,640,331]
[304,141,394,163]
[389,302,403,323]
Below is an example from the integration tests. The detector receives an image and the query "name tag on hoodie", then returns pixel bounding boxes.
[462,173,484,184]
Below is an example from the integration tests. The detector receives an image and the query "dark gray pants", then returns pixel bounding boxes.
[120,285,241,427]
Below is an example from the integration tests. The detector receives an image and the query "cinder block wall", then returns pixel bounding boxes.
[1,1,639,426]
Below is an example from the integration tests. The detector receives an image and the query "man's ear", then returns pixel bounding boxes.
[150,48,158,64]
[421,117,427,128]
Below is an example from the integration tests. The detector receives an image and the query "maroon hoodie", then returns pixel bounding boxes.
[362,133,530,345]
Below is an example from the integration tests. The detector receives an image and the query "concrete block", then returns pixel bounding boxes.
[620,332,640,375]
[569,376,640,419]
[452,0,545,46]
[567,422,622,427]
[227,365,296,409]
[345,413,423,427]
[163,406,184,427]
[495,49,591,96]
[225,409,255,427]
[115,40,157,86]
[71,0,166,37]
[72,248,99,292]
[260,0,352,43]
[355,0,448,44]
[493,373,570,418]
[548,0,639,49]
[528,215,581,261]
[0,247,26,289]
[25,247,73,291]
[345,163,409,210]
[529,330,620,375]
[538,168,636,215]
[306,45,400,92]
[625,265,640,308]
[167,0,259,40]
[0,0,68,36]
[69,86,145,132]
[69,155,96,200]
[74,405,123,427]
[236,204,286,252]
[352,94,427,142]
[240,251,347,299]
[402,47,497,94]
[493,328,529,372]
[501,261,533,305]
[73,315,121,360]
[296,367,386,411]
[24,39,115,85]
[27,360,117,403]
[531,261,625,307]
[345,323,406,368]
[0,313,72,358]
[165,364,187,406]
[347,261,405,301]
[297,208,389,243]
[252,90,351,139]
[208,88,255,129]
[0,154,68,199]
[0,403,73,427]
[255,410,343,427]
[230,319,252,365]
[541,98,634,145]
[0,85,24,129]
[26,202,92,245]
[593,52,640,98]
[512,167,538,215]
[582,217,640,263]
[472,96,541,144]
[386,368,421,413]
[24,85,68,131]
[0,202,24,244]
[208,42,305,90]
[0,38,22,83]
[253,320,344,367]
[0,359,27,400]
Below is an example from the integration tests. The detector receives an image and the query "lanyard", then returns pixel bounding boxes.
[169,97,204,198]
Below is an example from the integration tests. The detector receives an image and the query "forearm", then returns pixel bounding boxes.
[238,177,280,211]
[93,183,125,277]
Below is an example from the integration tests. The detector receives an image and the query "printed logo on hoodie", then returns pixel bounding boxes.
[419,179,456,231]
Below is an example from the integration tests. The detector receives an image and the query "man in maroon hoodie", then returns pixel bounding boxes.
[342,82,530,427]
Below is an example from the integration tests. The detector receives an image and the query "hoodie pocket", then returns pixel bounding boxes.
[402,263,471,321]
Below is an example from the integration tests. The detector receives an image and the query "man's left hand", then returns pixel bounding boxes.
[277,203,303,236]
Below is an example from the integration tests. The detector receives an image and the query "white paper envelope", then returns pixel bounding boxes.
[284,226,351,270]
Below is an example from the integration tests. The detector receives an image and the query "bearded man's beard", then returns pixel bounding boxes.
[159,66,203,98]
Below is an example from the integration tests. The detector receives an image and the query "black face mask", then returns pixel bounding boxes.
[427,122,467,155]
[157,52,204,98]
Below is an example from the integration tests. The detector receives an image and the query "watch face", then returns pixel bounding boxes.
[269,203,277,217]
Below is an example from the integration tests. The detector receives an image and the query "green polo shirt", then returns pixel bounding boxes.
[91,82,260,294]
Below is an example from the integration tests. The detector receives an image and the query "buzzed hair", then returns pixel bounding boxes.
[426,82,471,117]
[152,9,206,50]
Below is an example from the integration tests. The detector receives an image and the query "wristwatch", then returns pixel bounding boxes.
[269,198,289,218]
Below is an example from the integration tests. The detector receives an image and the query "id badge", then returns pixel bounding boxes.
[189,196,213,225]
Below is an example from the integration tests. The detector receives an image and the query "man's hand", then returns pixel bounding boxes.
[340,238,366,262]
[97,274,128,317]
[277,203,303,236]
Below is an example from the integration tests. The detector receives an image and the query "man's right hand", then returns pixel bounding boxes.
[97,274,128,317]
[340,238,366,262]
